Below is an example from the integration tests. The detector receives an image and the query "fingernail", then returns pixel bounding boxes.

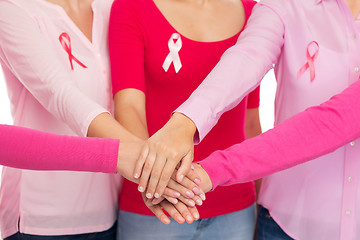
[173,192,181,198]
[186,215,193,223]
[134,173,139,179]
[194,178,201,185]
[154,193,160,198]
[138,186,144,192]
[177,215,184,222]
[188,200,195,207]
[192,187,200,195]
[162,217,171,224]
[191,165,195,170]
[200,194,206,201]
[172,198,178,204]
[146,193,152,198]
[193,212,199,219]
[186,191,194,198]
[196,199,203,205]
[179,174,184,182]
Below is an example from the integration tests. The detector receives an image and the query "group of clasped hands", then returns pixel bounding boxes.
[118,114,212,225]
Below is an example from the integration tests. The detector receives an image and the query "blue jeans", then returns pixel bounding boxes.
[5,222,117,240]
[117,204,256,240]
[257,205,294,240]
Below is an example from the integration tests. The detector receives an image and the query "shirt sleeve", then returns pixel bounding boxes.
[0,124,119,173]
[247,85,260,109]
[0,1,109,137]
[109,0,146,94]
[199,79,360,190]
[175,3,285,142]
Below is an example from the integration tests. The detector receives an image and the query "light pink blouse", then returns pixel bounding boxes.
[177,0,360,239]
[0,0,120,238]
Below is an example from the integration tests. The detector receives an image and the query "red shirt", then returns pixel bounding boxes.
[109,0,259,218]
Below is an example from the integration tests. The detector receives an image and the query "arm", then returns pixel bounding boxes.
[0,124,196,224]
[113,90,149,140]
[199,79,360,189]
[134,2,285,195]
[0,2,137,141]
[108,0,202,204]
[0,124,119,173]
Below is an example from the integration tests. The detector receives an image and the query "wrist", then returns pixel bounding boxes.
[170,112,197,139]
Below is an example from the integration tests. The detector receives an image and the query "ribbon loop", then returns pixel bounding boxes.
[297,41,319,82]
[162,33,182,73]
[59,32,87,70]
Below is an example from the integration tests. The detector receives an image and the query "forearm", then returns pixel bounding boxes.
[175,4,284,142]
[200,79,360,189]
[87,112,140,141]
[0,124,119,173]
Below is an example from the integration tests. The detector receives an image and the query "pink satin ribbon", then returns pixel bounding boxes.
[297,41,319,82]
[59,32,87,70]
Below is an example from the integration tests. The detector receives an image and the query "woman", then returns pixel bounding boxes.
[0,0,198,239]
[108,0,262,239]
[135,0,360,239]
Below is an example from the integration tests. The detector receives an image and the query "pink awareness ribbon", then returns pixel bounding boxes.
[162,33,182,73]
[59,32,87,70]
[297,41,319,82]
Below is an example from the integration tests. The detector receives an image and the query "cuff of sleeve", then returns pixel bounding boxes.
[80,108,111,137]
[175,97,217,144]
[100,138,120,174]
[198,154,224,191]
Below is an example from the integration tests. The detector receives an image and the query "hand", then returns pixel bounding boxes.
[163,163,212,201]
[116,140,145,181]
[134,113,197,199]
[191,163,213,193]
[153,167,206,207]
[143,192,200,224]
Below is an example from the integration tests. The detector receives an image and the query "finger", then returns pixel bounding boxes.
[160,201,185,224]
[173,201,196,224]
[186,165,202,186]
[154,159,179,199]
[189,205,200,221]
[142,194,171,224]
[176,150,194,183]
[146,153,167,198]
[138,151,156,193]
[162,196,178,205]
[134,144,149,179]
[176,195,197,207]
[177,175,206,201]
[167,178,195,199]
[163,187,181,198]
[151,196,165,205]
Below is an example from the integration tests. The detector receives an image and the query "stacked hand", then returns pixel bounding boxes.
[117,113,213,224]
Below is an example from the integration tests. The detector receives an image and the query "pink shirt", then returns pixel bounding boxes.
[0,124,119,173]
[177,0,360,239]
[0,0,120,238]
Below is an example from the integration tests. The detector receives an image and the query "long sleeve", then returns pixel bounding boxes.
[199,79,360,189]
[0,124,119,173]
[175,3,285,142]
[0,1,108,136]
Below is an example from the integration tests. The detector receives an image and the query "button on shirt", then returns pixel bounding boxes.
[0,0,120,238]
[177,0,360,239]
